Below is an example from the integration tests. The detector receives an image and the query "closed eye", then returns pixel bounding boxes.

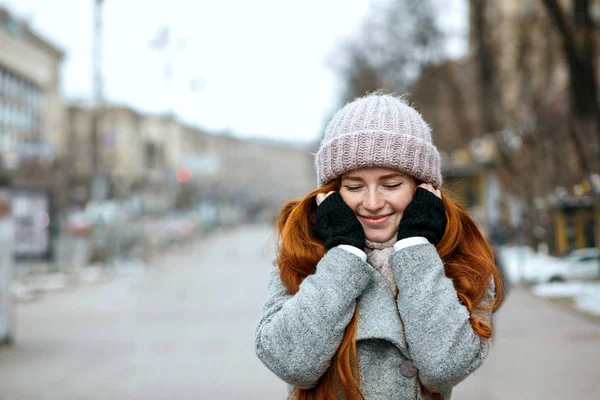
[383,183,402,189]
[343,185,363,191]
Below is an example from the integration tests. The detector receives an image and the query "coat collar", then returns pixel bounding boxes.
[355,269,410,359]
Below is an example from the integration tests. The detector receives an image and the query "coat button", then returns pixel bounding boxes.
[400,361,418,378]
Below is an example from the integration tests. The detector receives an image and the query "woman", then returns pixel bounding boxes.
[255,94,504,399]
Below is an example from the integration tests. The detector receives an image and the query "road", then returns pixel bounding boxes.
[454,285,600,399]
[1,224,599,399]
[0,225,285,400]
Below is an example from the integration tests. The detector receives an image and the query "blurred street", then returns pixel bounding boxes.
[1,225,599,400]
[2,0,600,398]
[454,289,600,399]
[0,225,285,400]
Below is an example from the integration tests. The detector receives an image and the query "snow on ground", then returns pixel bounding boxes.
[499,246,600,316]
[532,282,600,316]
[533,281,588,297]
[576,288,600,316]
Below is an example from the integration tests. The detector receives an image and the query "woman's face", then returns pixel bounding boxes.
[339,167,418,243]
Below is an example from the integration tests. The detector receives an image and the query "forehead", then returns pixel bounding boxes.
[342,167,411,180]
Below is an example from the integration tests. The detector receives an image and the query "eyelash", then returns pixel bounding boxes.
[343,183,402,191]
[344,186,362,191]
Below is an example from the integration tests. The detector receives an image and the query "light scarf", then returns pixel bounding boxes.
[364,235,398,297]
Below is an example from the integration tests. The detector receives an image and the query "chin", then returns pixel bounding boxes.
[365,229,396,243]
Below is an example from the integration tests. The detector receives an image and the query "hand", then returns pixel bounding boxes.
[316,191,335,206]
[316,192,365,250]
[397,183,446,246]
[417,183,441,199]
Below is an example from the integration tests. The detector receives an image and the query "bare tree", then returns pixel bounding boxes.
[468,0,600,250]
[334,43,395,103]
[331,0,444,104]
[469,0,556,247]
[541,0,600,263]
[541,0,600,174]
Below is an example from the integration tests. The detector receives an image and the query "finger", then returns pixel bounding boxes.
[316,191,336,206]
[316,193,325,206]
[417,183,435,193]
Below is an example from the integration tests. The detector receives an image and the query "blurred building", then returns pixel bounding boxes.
[140,114,186,179]
[464,0,600,254]
[66,102,315,218]
[0,8,66,171]
[0,7,68,261]
[409,59,502,238]
[67,105,193,204]
[66,105,146,202]
[551,196,598,254]
[179,131,315,220]
[217,137,315,205]
[408,0,600,253]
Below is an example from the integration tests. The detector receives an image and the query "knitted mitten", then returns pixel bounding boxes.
[316,192,365,250]
[397,188,447,246]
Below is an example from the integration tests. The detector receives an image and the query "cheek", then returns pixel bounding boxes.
[398,199,413,212]
[339,192,359,210]
[388,193,414,213]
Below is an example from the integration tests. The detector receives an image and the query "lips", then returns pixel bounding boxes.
[359,214,392,226]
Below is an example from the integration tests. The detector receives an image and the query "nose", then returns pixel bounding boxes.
[363,188,385,212]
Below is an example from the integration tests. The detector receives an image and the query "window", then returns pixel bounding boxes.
[584,217,596,248]
[145,142,157,169]
[0,65,43,143]
[577,256,599,263]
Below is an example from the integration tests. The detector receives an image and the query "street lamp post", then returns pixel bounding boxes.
[91,0,107,202]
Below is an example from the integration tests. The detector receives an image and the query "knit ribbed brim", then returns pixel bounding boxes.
[315,94,442,188]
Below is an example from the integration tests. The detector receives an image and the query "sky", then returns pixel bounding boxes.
[2,0,468,144]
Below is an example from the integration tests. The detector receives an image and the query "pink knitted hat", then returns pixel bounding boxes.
[315,93,442,188]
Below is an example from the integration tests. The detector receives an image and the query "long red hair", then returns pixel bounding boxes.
[276,179,505,400]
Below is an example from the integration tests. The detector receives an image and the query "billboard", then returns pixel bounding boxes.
[12,190,52,260]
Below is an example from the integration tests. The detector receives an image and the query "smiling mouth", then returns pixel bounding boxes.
[359,214,392,226]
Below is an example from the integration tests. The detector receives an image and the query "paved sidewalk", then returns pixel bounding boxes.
[454,287,600,399]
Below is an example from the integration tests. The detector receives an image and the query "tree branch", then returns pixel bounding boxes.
[542,0,580,63]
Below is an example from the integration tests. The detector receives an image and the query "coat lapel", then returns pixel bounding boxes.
[355,271,410,359]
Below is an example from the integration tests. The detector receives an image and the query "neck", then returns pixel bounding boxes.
[365,235,397,250]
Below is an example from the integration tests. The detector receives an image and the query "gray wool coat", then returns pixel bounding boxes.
[255,243,495,399]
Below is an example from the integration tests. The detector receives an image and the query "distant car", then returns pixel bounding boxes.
[501,246,600,284]
[527,248,600,283]
[514,247,600,284]
[551,248,600,282]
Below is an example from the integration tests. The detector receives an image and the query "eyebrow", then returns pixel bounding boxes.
[342,173,406,181]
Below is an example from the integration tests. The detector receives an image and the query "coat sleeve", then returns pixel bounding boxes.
[254,247,373,389]
[390,243,495,392]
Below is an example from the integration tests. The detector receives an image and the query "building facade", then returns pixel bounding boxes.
[66,104,148,201]
[0,8,65,170]
[0,7,67,264]
[66,102,316,215]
